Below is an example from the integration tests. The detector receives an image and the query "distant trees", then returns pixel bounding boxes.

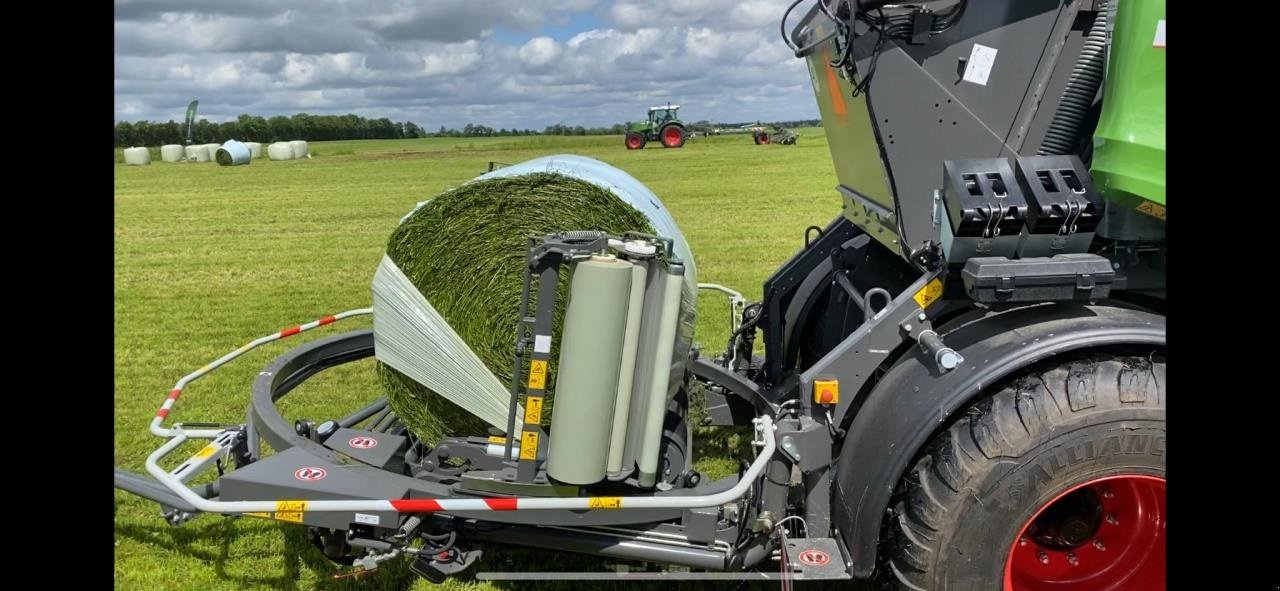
[113,112,430,146]
[114,113,823,146]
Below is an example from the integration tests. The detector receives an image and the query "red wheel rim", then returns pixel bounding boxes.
[760,133,769,143]
[663,127,681,145]
[626,135,641,149]
[1004,474,1165,591]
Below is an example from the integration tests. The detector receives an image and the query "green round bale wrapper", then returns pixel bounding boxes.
[377,172,655,442]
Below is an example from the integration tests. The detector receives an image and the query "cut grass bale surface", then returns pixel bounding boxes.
[379,172,655,442]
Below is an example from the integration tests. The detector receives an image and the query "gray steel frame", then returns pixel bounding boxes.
[186,327,796,571]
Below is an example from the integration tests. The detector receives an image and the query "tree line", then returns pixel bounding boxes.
[114,113,429,147]
[435,123,631,137]
[113,113,824,147]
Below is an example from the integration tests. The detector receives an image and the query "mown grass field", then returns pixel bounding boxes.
[114,129,848,590]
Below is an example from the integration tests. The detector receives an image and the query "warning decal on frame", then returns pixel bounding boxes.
[913,277,944,309]
[524,396,543,424]
[527,360,548,390]
[797,549,831,566]
[1136,201,1166,220]
[519,431,539,460]
[274,500,307,523]
[194,443,220,458]
[588,497,622,509]
[962,44,998,86]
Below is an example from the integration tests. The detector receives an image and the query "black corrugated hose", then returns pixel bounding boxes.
[1038,0,1109,156]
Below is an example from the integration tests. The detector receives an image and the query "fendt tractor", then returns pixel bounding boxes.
[114,0,1165,588]
[625,104,688,149]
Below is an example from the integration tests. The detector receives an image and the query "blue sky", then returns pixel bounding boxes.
[114,0,821,129]
[490,12,605,45]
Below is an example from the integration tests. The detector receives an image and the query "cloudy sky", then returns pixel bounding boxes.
[114,0,821,129]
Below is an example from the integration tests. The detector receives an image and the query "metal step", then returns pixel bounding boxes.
[782,537,850,580]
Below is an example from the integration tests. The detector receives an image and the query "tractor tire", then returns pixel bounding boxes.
[754,131,770,145]
[625,132,646,150]
[882,353,1165,591]
[660,125,685,148]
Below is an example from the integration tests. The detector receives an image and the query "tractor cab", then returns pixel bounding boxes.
[648,105,679,127]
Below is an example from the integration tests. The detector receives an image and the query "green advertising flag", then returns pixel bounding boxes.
[184,100,198,144]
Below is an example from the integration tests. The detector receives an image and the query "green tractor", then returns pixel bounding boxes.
[624,104,687,149]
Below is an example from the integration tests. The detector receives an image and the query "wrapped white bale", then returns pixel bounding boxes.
[160,144,184,163]
[245,142,263,159]
[373,154,698,450]
[201,144,221,161]
[289,140,309,159]
[215,140,252,166]
[268,142,294,161]
[187,145,212,162]
[123,147,151,166]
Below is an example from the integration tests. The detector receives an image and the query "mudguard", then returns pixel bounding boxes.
[832,303,1165,578]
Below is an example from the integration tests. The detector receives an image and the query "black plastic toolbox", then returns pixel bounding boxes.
[961,254,1115,303]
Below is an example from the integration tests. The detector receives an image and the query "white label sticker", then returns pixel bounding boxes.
[354,513,380,525]
[533,335,552,354]
[963,44,998,86]
[1153,20,1166,48]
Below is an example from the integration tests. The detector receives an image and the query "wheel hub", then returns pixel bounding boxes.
[1026,488,1102,550]
[1004,474,1165,591]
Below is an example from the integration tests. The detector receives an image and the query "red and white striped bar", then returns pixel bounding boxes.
[141,304,778,518]
[145,417,775,516]
[149,308,372,438]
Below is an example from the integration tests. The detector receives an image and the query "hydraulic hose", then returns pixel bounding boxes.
[1038,0,1109,156]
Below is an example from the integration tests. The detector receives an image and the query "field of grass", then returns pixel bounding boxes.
[114,129,847,590]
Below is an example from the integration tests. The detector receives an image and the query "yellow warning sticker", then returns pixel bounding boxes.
[487,436,507,444]
[912,277,944,309]
[588,497,623,510]
[1136,201,1166,220]
[524,396,543,424]
[194,443,220,459]
[519,431,539,460]
[274,500,307,523]
[527,360,548,390]
[244,512,271,519]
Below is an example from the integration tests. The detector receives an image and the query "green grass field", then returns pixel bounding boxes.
[114,129,847,590]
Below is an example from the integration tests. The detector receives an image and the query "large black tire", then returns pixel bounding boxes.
[882,353,1166,590]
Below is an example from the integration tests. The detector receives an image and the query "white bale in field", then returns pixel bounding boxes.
[123,147,151,166]
[215,140,252,166]
[245,142,263,159]
[268,142,294,160]
[289,140,309,159]
[186,145,212,162]
[160,144,184,163]
[201,144,221,161]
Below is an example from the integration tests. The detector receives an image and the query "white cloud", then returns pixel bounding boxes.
[519,37,563,69]
[113,0,821,128]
